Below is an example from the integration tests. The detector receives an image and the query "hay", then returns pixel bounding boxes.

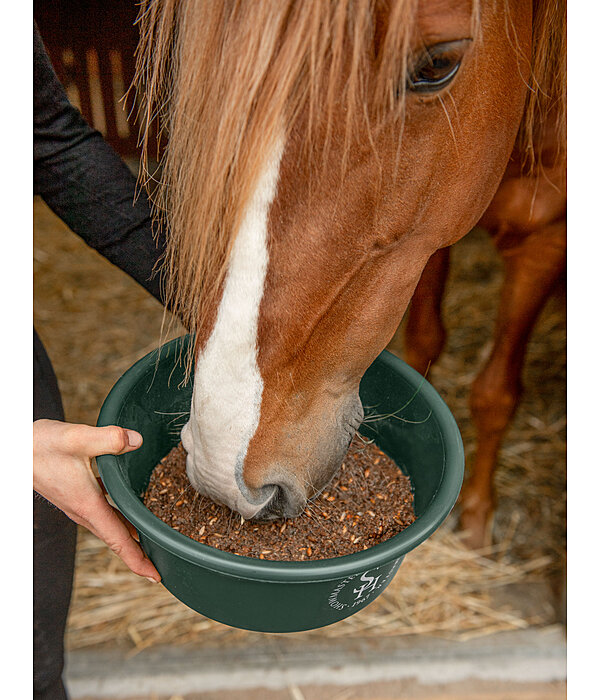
[33,194,565,650]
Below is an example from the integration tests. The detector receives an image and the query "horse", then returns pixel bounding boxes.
[133,0,566,527]
[402,128,566,549]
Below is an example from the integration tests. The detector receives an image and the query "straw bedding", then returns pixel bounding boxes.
[33,196,565,650]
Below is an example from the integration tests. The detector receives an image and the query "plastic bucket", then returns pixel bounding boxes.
[97,335,463,632]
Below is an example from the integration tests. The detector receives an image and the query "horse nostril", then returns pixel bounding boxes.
[280,485,306,518]
[254,481,306,520]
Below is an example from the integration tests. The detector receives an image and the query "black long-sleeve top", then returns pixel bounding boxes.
[34,22,166,420]
[33,22,165,303]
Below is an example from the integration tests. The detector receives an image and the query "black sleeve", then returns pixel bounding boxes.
[33,22,166,304]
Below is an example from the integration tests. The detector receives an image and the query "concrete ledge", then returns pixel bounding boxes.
[65,626,565,698]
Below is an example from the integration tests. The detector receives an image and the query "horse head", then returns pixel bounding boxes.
[136,0,560,519]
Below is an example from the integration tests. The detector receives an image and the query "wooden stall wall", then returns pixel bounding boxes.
[34,0,151,159]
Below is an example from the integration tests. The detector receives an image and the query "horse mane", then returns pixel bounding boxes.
[517,0,566,173]
[132,0,565,365]
[133,0,416,361]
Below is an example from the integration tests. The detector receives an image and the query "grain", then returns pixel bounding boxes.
[143,436,415,561]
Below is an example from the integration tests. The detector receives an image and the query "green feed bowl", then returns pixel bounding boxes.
[97,335,463,633]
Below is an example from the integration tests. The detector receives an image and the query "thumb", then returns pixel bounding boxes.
[66,424,143,458]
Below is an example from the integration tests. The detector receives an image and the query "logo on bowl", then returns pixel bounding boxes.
[327,560,401,611]
[353,571,381,599]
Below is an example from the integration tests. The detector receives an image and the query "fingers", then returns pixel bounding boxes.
[60,423,143,458]
[33,419,158,581]
[77,495,161,582]
[111,505,141,541]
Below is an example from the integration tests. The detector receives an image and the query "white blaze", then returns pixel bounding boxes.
[181,141,284,518]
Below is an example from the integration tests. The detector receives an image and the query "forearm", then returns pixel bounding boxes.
[34,136,165,303]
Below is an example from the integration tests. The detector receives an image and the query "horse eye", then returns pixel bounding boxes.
[406,40,470,94]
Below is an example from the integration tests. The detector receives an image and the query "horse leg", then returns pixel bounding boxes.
[403,247,450,375]
[460,220,566,549]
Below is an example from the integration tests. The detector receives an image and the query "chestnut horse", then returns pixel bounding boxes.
[403,128,566,548]
[134,1,565,526]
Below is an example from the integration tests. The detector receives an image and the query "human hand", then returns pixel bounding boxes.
[33,419,161,583]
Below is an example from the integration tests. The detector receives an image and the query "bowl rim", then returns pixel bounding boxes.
[97,335,464,583]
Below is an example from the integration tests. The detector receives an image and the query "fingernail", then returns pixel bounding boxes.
[145,576,159,584]
[126,430,143,448]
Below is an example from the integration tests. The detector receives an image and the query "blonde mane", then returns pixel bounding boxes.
[518,0,566,172]
[133,0,565,360]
